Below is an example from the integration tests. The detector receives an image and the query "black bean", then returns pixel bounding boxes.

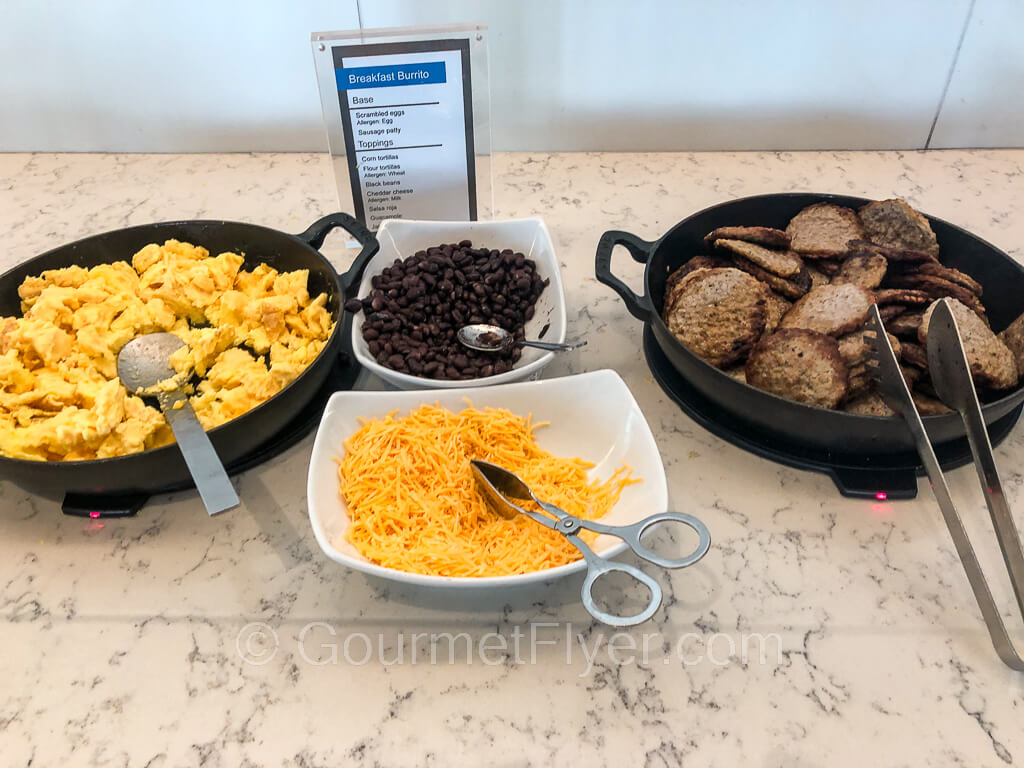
[355,241,548,379]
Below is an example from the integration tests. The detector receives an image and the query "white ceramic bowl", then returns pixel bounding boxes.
[307,370,668,589]
[350,217,566,389]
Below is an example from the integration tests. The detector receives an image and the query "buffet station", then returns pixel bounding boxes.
[3,27,1024,761]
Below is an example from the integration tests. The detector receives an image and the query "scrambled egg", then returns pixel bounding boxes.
[0,240,334,461]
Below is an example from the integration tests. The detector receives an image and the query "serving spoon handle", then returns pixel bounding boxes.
[517,339,587,352]
[158,390,239,516]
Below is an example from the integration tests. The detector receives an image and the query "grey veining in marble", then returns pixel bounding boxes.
[2,150,1024,766]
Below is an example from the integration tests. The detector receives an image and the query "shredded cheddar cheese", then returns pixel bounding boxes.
[337,404,639,577]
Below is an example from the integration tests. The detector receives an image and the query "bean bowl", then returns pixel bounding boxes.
[349,217,567,389]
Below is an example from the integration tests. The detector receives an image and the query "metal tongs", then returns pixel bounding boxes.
[471,460,711,626]
[867,300,1024,670]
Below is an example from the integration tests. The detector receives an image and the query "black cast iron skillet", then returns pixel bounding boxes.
[596,193,1024,456]
[0,213,378,499]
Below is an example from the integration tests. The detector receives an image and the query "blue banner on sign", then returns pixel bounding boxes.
[336,61,446,91]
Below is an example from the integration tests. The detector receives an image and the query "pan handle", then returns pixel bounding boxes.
[295,213,381,295]
[595,230,656,322]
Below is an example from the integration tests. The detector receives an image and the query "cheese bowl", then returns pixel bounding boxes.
[306,370,668,589]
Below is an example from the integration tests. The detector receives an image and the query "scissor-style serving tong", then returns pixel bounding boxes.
[471,459,711,626]
[868,299,1024,670]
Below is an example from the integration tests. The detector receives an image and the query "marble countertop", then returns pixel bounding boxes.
[3,150,1024,766]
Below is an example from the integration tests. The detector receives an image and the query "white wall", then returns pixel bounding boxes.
[930,0,1024,148]
[0,0,1019,152]
[0,0,360,152]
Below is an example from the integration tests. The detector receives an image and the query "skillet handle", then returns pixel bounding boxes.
[295,213,381,295]
[594,230,656,322]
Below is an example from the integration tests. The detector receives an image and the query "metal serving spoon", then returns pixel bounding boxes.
[117,333,239,516]
[457,323,587,353]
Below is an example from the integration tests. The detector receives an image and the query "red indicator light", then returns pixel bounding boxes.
[875,492,887,501]
[89,511,101,518]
